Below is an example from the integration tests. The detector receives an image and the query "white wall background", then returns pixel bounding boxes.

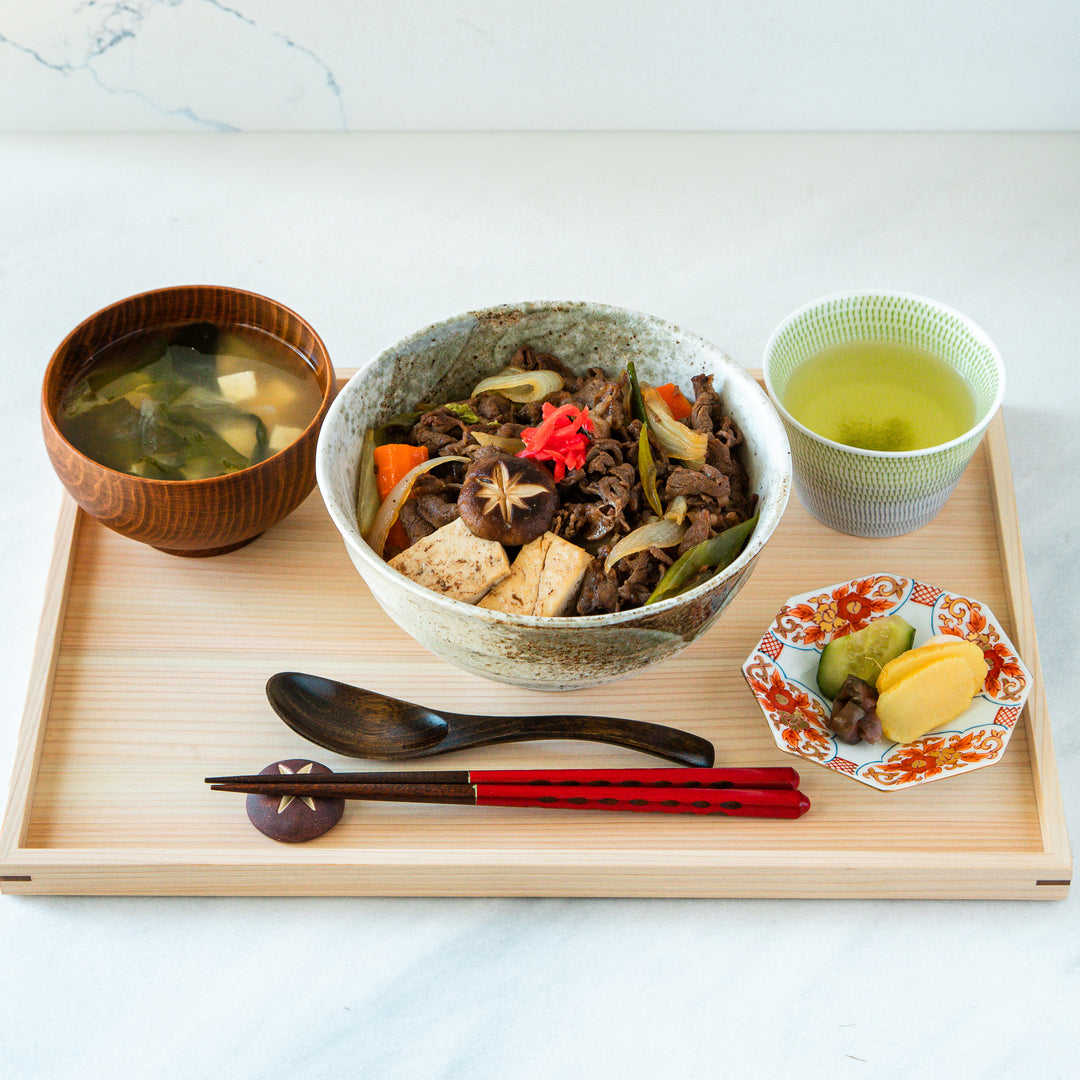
[1,0,1078,132]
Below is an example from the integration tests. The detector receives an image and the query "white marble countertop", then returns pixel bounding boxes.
[1,132,1077,1078]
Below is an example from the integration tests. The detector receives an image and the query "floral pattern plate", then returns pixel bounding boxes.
[742,573,1031,791]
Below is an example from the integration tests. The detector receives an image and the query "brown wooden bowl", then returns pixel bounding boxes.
[42,285,336,557]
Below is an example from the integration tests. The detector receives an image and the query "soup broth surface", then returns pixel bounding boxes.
[59,322,323,480]
[782,339,976,452]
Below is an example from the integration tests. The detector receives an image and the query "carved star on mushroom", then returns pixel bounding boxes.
[275,762,317,813]
[474,460,552,523]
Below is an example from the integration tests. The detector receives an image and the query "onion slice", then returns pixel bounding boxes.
[665,494,689,525]
[603,516,687,575]
[642,385,708,468]
[365,455,470,557]
[470,430,526,453]
[471,367,564,403]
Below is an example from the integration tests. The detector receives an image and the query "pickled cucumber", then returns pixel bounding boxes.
[816,614,915,700]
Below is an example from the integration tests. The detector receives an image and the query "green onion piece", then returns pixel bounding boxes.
[638,425,663,517]
[645,513,759,605]
[355,429,379,535]
[626,361,647,424]
[443,401,483,424]
[373,410,424,446]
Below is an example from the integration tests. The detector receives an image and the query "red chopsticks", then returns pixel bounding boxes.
[206,767,810,819]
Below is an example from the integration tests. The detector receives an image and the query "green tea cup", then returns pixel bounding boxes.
[763,291,1005,537]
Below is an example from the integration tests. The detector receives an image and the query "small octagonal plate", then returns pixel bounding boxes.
[742,573,1031,791]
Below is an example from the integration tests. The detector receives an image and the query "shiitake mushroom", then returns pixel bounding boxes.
[458,453,557,546]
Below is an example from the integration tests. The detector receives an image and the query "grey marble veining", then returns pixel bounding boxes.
[2,3,1079,132]
[0,0,345,130]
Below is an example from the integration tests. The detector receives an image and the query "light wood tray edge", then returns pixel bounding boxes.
[983,414,1071,880]
[0,496,81,874]
[0,848,1070,899]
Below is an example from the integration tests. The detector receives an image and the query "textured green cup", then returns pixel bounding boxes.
[763,291,1005,537]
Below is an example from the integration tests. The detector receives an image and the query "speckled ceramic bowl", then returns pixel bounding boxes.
[317,301,791,690]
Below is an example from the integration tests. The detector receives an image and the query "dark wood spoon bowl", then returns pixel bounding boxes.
[41,285,336,556]
[267,672,716,767]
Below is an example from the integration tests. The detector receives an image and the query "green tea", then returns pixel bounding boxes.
[59,322,323,480]
[782,340,976,452]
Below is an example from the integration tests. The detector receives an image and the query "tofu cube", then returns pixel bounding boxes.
[267,424,304,453]
[217,370,258,404]
[478,532,592,617]
[388,517,510,604]
[215,417,260,459]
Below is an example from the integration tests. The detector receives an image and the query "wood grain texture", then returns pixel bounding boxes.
[0,398,1071,897]
[40,285,336,556]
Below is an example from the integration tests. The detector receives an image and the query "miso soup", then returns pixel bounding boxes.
[58,322,324,480]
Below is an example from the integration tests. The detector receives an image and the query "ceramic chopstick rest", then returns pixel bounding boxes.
[244,759,344,842]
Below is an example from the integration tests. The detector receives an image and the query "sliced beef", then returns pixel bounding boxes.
[575,559,621,615]
[414,491,459,530]
[616,547,672,608]
[664,465,730,502]
[690,373,724,434]
[397,500,436,545]
[411,406,472,456]
[510,345,578,385]
[676,510,712,555]
[471,393,516,423]
[396,355,756,613]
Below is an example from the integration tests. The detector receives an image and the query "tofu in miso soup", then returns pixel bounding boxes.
[58,322,323,480]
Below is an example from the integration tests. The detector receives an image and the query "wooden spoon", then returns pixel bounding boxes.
[265,672,715,767]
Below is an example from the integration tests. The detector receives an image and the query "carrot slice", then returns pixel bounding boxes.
[655,383,693,421]
[373,444,429,550]
[374,444,430,500]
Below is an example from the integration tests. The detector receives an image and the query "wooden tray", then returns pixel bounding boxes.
[1,409,1070,897]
